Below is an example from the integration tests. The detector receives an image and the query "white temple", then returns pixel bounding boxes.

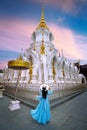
[3,7,86,85]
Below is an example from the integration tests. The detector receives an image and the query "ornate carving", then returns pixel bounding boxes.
[40,40,45,54]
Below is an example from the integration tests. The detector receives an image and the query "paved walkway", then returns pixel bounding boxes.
[0,91,87,130]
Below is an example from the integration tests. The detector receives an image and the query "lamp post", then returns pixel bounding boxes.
[8,58,29,111]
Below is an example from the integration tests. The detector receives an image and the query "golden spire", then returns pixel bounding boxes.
[40,6,45,22]
[36,6,49,30]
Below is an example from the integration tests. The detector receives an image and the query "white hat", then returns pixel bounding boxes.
[40,84,49,91]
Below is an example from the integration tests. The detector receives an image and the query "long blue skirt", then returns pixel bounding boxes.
[30,96,51,125]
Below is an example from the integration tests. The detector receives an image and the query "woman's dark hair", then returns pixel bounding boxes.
[42,87,48,99]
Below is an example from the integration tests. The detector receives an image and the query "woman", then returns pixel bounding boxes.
[30,84,52,125]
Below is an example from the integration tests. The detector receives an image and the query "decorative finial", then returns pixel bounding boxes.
[40,6,45,22]
[18,54,22,60]
[36,5,49,30]
[18,48,23,60]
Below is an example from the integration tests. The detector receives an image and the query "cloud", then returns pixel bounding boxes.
[48,23,87,60]
[0,19,87,69]
[75,35,87,43]
[57,17,64,23]
[75,35,87,59]
[0,19,37,52]
[32,0,87,15]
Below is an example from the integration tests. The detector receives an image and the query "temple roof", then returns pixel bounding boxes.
[8,54,29,70]
[36,7,49,31]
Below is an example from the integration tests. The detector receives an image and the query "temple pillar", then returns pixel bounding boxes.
[48,66,55,83]
[30,64,38,83]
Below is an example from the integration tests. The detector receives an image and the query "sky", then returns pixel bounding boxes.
[0,0,87,69]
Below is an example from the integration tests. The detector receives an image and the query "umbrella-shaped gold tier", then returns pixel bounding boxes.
[8,58,29,101]
[8,59,29,70]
